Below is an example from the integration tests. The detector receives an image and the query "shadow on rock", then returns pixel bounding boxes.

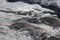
[47,36,60,40]
[8,22,48,40]
[14,17,41,24]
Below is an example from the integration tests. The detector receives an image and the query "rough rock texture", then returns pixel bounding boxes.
[0,0,60,40]
[7,0,60,7]
[6,0,60,18]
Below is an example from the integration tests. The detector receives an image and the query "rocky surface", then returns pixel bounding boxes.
[6,0,60,18]
[0,0,60,40]
[7,0,60,7]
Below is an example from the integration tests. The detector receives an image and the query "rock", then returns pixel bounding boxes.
[41,13,52,18]
[14,17,41,24]
[0,1,55,17]
[8,21,51,40]
[48,36,60,40]
[8,21,60,40]
[40,16,60,29]
[6,0,60,8]
[0,0,60,40]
